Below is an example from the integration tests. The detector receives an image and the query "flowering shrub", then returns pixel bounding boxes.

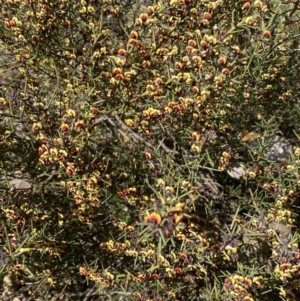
[0,0,300,300]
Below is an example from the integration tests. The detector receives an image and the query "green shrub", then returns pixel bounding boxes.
[0,0,300,300]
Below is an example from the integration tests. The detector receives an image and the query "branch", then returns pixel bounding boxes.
[93,113,221,195]
[93,112,179,155]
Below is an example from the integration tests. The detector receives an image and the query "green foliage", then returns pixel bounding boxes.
[0,0,300,300]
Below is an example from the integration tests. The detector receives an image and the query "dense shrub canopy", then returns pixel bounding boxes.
[0,0,300,300]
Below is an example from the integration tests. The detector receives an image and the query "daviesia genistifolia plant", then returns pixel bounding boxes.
[0,0,300,300]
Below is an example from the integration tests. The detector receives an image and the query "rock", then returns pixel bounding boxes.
[227,161,246,180]
[8,178,32,191]
[248,133,292,161]
[1,275,18,299]
[227,133,292,180]
[269,221,291,236]
[264,134,292,161]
